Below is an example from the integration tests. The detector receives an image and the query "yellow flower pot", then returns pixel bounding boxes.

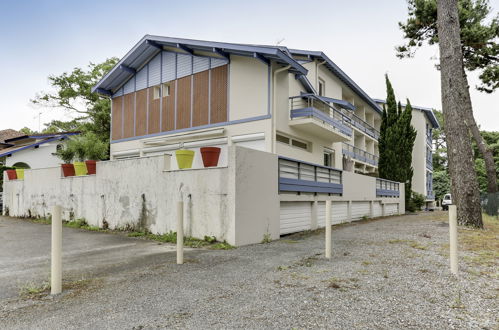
[73,162,88,176]
[175,150,195,169]
[15,169,24,180]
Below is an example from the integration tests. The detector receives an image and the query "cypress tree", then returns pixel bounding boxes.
[378,76,417,211]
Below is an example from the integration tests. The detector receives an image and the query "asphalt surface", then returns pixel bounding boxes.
[0,213,497,329]
[0,216,178,300]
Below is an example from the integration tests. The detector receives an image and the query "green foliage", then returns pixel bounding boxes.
[126,230,234,249]
[56,132,109,163]
[55,141,75,164]
[378,75,417,211]
[433,170,451,201]
[67,136,87,162]
[397,0,499,93]
[19,127,36,135]
[31,57,119,144]
[407,191,426,212]
[82,132,109,160]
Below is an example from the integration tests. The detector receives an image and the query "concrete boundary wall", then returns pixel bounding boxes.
[2,146,279,246]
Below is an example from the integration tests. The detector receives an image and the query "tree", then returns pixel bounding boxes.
[437,0,483,227]
[433,170,451,201]
[31,58,119,145]
[398,0,498,216]
[378,76,417,210]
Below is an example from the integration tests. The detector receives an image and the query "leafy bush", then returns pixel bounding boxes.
[407,191,426,212]
[55,143,75,164]
[55,133,108,163]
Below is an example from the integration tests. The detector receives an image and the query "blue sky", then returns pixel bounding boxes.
[1,0,497,131]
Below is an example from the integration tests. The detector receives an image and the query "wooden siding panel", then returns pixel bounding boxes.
[176,76,192,129]
[162,82,175,132]
[123,93,135,138]
[210,65,228,124]
[111,96,123,140]
[148,88,160,134]
[193,71,209,126]
[135,89,148,137]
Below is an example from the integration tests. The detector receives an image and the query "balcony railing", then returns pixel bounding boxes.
[342,143,379,166]
[426,131,432,146]
[289,96,352,137]
[376,178,400,197]
[278,156,342,194]
[426,157,433,170]
[351,114,380,140]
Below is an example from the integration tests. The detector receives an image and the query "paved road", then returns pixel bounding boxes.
[0,216,178,300]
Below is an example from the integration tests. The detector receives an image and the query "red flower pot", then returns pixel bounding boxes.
[85,160,97,175]
[61,164,75,177]
[6,169,17,180]
[200,147,221,167]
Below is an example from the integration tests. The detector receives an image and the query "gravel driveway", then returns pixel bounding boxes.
[1,212,497,329]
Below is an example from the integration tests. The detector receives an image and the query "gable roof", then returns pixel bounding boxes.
[92,35,308,95]
[289,50,383,114]
[373,99,440,128]
[0,132,80,158]
[0,129,23,143]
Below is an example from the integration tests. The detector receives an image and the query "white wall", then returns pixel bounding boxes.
[3,146,280,246]
[5,142,61,169]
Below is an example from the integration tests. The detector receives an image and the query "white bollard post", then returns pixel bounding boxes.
[325,199,332,259]
[51,205,62,295]
[449,205,458,276]
[177,201,184,265]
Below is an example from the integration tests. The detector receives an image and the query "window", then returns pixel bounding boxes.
[162,83,171,97]
[276,133,309,151]
[276,134,290,144]
[318,78,325,96]
[323,148,335,167]
[292,139,308,150]
[153,86,161,99]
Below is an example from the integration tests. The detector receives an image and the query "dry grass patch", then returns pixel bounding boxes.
[458,214,499,268]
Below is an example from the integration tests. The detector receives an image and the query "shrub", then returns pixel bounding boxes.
[407,191,426,212]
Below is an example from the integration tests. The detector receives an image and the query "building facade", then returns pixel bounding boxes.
[374,100,439,208]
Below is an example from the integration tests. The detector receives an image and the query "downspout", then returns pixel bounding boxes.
[272,65,291,153]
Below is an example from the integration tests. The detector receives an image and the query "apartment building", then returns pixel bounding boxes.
[374,100,439,208]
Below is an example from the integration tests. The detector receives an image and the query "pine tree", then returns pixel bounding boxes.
[378,76,417,211]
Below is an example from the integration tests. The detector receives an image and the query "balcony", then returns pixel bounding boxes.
[376,178,400,197]
[426,157,433,170]
[278,156,342,194]
[289,96,352,142]
[351,114,380,140]
[342,143,379,167]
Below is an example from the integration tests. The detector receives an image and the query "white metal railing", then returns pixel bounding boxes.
[342,143,378,166]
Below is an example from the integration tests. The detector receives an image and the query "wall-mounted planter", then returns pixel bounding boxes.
[61,164,75,177]
[15,169,24,180]
[200,147,221,167]
[73,162,88,176]
[6,169,17,180]
[175,150,195,169]
[85,160,97,175]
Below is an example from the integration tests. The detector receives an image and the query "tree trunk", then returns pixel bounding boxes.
[436,0,483,228]
[460,67,498,216]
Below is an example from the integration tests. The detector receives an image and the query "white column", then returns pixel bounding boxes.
[177,201,184,265]
[51,205,62,295]
[449,205,458,276]
[325,200,332,259]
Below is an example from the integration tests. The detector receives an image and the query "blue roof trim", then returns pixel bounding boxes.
[289,49,382,114]
[93,35,308,94]
[4,132,80,143]
[318,96,356,111]
[373,99,440,128]
[0,135,70,158]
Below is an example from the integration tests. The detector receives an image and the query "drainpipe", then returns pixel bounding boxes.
[272,65,291,153]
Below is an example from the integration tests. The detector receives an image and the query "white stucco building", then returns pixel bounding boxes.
[0,132,79,169]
